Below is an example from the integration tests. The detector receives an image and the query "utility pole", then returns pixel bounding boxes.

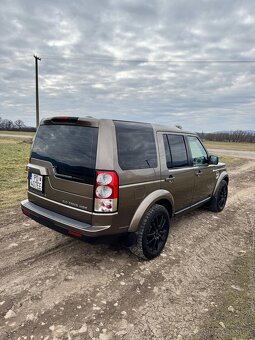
[34,55,41,128]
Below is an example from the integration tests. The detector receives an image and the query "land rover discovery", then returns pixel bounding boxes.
[21,117,229,260]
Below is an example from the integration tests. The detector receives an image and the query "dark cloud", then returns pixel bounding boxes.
[0,0,254,131]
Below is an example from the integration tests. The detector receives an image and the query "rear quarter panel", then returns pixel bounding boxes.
[96,121,161,230]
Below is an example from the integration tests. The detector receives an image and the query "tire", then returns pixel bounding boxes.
[129,204,170,260]
[209,180,228,212]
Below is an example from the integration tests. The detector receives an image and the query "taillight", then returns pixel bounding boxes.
[94,171,118,213]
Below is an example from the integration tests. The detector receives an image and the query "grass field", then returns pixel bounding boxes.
[0,138,31,209]
[0,130,34,136]
[204,140,255,152]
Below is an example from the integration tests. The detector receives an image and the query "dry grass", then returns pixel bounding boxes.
[204,140,255,152]
[0,138,31,209]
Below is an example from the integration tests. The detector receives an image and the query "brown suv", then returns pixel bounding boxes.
[21,117,228,259]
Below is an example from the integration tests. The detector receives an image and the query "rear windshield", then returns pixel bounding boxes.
[114,121,157,170]
[31,124,98,184]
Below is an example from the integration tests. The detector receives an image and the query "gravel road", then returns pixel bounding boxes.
[0,161,254,340]
[0,134,33,139]
[208,148,255,160]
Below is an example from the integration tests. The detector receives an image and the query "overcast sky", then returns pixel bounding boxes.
[0,0,255,131]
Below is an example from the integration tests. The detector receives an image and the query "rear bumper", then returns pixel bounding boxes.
[21,199,111,238]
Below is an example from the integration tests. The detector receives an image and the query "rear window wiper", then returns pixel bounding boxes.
[145,159,151,168]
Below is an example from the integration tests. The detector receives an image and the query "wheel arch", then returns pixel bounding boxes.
[155,198,173,218]
[128,190,174,232]
[213,171,229,195]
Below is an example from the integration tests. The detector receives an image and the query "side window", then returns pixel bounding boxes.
[167,134,188,167]
[187,136,208,165]
[115,121,157,170]
[163,134,172,168]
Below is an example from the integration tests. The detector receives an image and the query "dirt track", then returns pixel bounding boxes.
[0,161,255,340]
[208,148,255,160]
[0,134,33,139]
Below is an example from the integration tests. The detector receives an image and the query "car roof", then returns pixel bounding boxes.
[112,119,195,135]
[42,116,196,135]
[150,123,194,134]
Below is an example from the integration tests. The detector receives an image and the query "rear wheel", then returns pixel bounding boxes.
[209,180,228,212]
[129,204,170,260]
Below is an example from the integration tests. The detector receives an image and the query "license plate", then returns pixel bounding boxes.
[29,173,43,192]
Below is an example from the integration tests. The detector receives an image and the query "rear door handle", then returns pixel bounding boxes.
[165,175,175,182]
[195,170,203,176]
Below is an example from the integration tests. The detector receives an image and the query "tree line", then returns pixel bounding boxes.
[0,117,36,132]
[0,117,254,142]
[199,130,255,143]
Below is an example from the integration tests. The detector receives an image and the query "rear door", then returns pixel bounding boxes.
[186,135,215,203]
[28,119,98,223]
[159,132,195,211]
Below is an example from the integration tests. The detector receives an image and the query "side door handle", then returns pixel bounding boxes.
[195,170,203,176]
[165,175,175,182]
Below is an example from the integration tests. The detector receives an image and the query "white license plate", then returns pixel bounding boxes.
[29,173,43,191]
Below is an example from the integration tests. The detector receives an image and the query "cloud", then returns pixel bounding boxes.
[0,0,254,131]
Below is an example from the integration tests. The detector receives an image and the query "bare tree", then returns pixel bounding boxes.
[198,130,255,143]
[0,119,14,130]
[14,119,25,130]
[0,117,27,131]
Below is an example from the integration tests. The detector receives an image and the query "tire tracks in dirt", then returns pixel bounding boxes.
[0,161,254,339]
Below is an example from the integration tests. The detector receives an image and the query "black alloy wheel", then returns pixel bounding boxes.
[209,179,228,212]
[218,183,228,210]
[145,213,169,256]
[129,204,170,260]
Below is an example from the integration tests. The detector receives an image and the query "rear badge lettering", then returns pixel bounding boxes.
[62,200,88,210]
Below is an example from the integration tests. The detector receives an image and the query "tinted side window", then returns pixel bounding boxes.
[167,134,188,167]
[187,136,208,165]
[115,121,157,170]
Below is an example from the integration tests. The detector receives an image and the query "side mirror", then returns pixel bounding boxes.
[208,155,219,165]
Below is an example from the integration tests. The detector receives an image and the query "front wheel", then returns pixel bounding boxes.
[209,179,228,212]
[129,204,170,260]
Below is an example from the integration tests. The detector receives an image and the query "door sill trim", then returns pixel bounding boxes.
[174,197,211,215]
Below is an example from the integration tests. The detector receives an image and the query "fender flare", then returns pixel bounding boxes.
[128,189,174,232]
[213,170,229,195]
